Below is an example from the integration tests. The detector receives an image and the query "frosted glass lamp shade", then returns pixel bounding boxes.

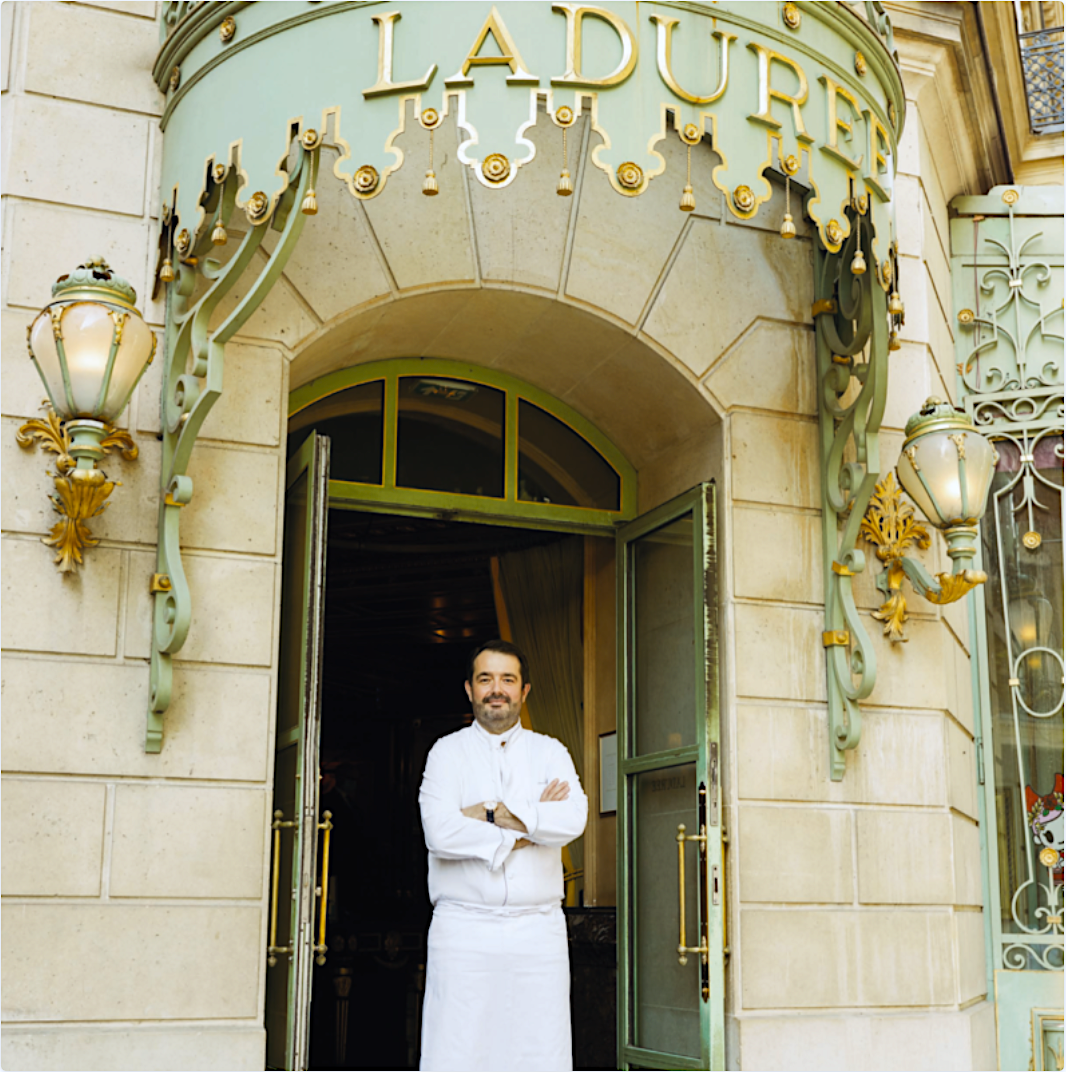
[27,260,156,423]
[896,397,997,528]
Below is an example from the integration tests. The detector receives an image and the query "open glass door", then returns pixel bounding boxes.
[617,484,724,1071]
[266,433,331,1071]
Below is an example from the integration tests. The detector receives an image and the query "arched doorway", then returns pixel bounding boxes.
[267,357,723,1071]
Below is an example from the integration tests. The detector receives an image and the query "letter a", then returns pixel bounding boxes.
[444,6,539,86]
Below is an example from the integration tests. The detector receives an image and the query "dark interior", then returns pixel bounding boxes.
[308,509,562,1071]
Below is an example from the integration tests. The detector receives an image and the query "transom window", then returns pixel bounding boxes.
[288,359,635,529]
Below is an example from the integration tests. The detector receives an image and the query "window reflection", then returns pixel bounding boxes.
[518,400,621,510]
[397,377,504,498]
[983,432,1064,966]
[289,380,384,485]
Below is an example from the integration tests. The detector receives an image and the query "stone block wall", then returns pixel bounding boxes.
[2,4,276,1068]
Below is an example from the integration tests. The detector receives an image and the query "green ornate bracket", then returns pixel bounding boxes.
[147,132,320,752]
[815,202,897,781]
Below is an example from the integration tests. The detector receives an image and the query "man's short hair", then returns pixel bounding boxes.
[467,639,531,686]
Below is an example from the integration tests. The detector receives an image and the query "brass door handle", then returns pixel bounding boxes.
[267,810,297,967]
[676,822,709,967]
[313,811,333,966]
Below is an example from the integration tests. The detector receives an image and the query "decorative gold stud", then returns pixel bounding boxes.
[169,66,181,93]
[1022,531,1042,550]
[957,308,975,324]
[219,15,236,43]
[300,128,321,151]
[353,165,379,195]
[855,52,867,76]
[782,2,801,30]
[733,184,755,213]
[617,161,644,191]
[1002,188,1020,205]
[481,153,510,184]
[174,228,191,256]
[851,249,867,275]
[246,191,269,221]
[826,219,844,246]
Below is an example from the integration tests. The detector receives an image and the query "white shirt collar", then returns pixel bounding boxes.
[472,718,523,748]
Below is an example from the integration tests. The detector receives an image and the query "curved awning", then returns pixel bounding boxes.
[155,1,904,265]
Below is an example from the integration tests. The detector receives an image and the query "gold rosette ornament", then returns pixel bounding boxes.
[617,161,644,192]
[481,153,510,184]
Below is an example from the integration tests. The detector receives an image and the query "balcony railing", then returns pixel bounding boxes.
[1020,25,1065,134]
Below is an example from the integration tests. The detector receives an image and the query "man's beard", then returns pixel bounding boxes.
[473,693,522,732]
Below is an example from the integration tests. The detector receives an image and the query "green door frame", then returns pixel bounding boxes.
[616,483,724,1071]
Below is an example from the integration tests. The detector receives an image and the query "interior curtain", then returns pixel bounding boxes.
[493,537,585,880]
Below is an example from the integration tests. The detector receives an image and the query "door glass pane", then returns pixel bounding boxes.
[982,433,1064,970]
[397,376,504,497]
[518,399,621,510]
[629,763,700,1058]
[288,381,384,485]
[632,514,696,756]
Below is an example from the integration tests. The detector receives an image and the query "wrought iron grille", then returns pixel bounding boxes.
[1020,26,1065,134]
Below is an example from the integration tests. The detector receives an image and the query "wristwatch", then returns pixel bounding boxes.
[484,800,499,824]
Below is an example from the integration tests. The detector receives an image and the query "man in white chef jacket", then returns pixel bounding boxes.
[418,639,588,1072]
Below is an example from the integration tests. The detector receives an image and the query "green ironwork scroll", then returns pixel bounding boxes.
[147,132,320,752]
[815,203,896,781]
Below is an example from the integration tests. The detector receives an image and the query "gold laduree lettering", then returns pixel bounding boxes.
[864,108,892,201]
[444,5,538,87]
[819,75,863,171]
[363,12,437,99]
[551,3,638,88]
[747,42,813,144]
[651,15,734,105]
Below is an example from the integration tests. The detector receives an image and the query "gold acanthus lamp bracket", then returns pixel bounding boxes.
[860,472,987,642]
[860,398,997,643]
[17,403,138,574]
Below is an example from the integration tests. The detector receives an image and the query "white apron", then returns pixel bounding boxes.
[420,902,572,1072]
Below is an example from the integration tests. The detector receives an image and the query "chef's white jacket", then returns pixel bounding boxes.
[419,720,588,909]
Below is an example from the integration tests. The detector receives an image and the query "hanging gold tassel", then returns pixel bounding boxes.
[159,258,175,283]
[423,119,439,197]
[888,291,904,316]
[780,173,796,238]
[851,249,866,275]
[211,217,228,246]
[557,121,573,196]
[679,141,695,212]
[888,330,901,351]
[301,149,319,215]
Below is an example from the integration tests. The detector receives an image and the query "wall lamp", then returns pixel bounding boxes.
[17,258,156,574]
[861,397,998,641]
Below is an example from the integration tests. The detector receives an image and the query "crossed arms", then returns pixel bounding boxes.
[419,744,588,870]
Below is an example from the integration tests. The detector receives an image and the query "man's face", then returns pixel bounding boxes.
[465,650,530,734]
